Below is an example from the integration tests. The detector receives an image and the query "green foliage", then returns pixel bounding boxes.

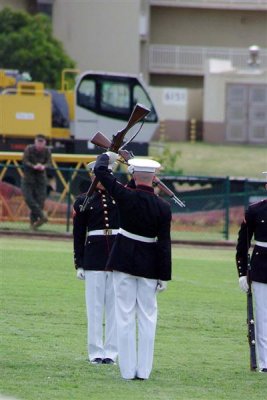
[152,135,183,174]
[0,7,76,88]
[1,238,267,400]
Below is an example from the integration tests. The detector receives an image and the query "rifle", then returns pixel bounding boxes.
[247,253,257,371]
[153,176,185,208]
[81,103,150,212]
[90,132,186,208]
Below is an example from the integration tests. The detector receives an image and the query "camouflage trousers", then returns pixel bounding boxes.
[21,177,47,224]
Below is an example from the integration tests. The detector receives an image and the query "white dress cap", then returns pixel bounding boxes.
[128,158,161,173]
[87,161,96,171]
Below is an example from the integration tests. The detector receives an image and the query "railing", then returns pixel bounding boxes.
[0,152,96,231]
[150,0,267,10]
[0,160,266,241]
[149,45,267,75]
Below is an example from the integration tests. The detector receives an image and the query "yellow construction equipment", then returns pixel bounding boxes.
[0,69,78,144]
[0,68,158,154]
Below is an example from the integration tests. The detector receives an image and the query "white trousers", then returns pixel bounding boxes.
[85,270,117,361]
[113,271,158,380]
[252,281,267,369]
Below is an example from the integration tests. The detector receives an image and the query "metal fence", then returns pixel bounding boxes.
[149,45,267,75]
[158,175,266,241]
[0,163,266,242]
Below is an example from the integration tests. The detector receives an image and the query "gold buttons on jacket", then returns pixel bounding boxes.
[101,194,111,227]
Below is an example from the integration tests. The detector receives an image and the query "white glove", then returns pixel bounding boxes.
[127,164,134,174]
[239,276,249,292]
[156,280,167,293]
[76,268,85,280]
[105,151,118,169]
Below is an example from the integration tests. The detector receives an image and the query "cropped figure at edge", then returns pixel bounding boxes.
[73,161,119,365]
[235,172,267,373]
[94,152,172,380]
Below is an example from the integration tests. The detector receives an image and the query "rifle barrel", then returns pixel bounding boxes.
[247,254,257,371]
[172,194,186,208]
[154,177,185,208]
[80,176,99,212]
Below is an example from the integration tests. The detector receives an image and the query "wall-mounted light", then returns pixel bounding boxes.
[247,45,261,67]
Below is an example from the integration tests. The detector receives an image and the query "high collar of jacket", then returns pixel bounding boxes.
[136,184,154,193]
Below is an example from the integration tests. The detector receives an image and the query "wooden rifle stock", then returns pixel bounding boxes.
[91,132,111,149]
[91,132,185,207]
[91,132,132,161]
[110,103,150,152]
[81,103,150,211]
[247,254,257,371]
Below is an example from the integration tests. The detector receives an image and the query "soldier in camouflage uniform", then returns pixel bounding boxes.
[21,134,52,229]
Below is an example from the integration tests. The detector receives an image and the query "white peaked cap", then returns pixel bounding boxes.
[128,158,161,173]
[87,161,96,171]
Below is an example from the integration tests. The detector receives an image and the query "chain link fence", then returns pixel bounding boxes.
[0,163,266,242]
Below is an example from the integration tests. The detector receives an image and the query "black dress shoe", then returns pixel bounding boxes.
[102,358,116,365]
[259,368,267,373]
[90,358,103,364]
[135,376,145,380]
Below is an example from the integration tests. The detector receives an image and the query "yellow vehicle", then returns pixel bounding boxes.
[0,69,76,151]
[0,69,158,155]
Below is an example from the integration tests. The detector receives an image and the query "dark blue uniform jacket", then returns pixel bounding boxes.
[236,199,267,283]
[94,154,172,281]
[73,189,119,270]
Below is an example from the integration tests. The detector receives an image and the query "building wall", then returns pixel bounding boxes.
[188,89,203,120]
[204,70,267,122]
[52,0,142,74]
[150,7,267,48]
[0,0,28,10]
[203,67,267,143]
[150,74,204,89]
[2,0,266,144]
[149,6,267,142]
[150,86,203,141]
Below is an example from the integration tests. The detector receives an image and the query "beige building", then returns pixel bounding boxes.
[1,0,267,143]
[204,56,267,143]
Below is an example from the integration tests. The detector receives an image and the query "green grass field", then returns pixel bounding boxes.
[149,142,267,179]
[1,237,266,400]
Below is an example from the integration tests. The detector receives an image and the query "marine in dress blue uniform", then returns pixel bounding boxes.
[94,153,172,380]
[73,163,119,364]
[236,174,267,372]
